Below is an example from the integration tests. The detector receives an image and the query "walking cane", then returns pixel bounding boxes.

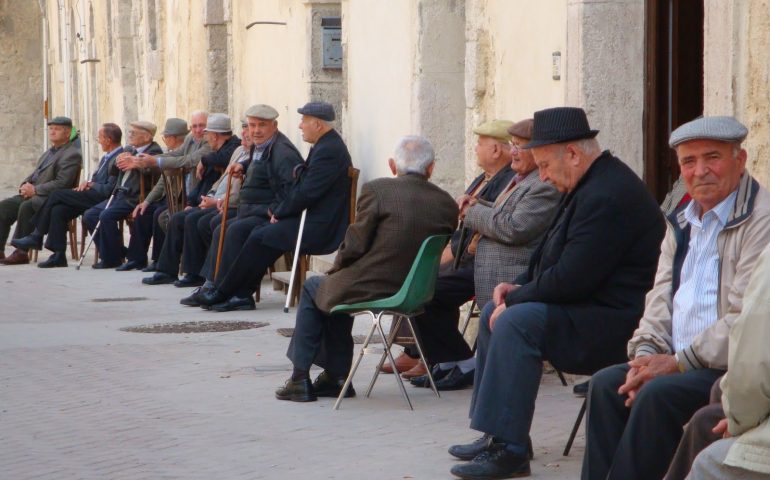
[284,208,307,313]
[75,149,135,270]
[213,173,233,280]
[452,222,468,270]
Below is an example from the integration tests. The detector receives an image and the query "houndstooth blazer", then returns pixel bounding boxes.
[463,169,561,305]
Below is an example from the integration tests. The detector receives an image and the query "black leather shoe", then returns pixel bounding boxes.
[210,296,256,312]
[450,448,530,479]
[411,364,452,388]
[312,371,356,398]
[435,366,474,391]
[449,434,498,461]
[198,288,228,308]
[141,261,158,272]
[275,378,317,402]
[92,260,123,269]
[573,380,589,397]
[180,286,212,307]
[142,272,177,285]
[38,251,67,268]
[116,260,146,271]
[174,274,205,288]
[11,233,43,251]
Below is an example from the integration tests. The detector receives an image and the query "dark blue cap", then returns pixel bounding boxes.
[297,102,335,122]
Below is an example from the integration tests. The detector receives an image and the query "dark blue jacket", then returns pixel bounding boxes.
[89,146,124,197]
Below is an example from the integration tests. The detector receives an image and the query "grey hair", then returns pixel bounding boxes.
[394,135,435,175]
[190,110,208,119]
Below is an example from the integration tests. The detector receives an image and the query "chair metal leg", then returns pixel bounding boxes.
[334,312,377,411]
[404,317,440,398]
[563,397,587,456]
[460,299,478,337]
[376,314,413,410]
[556,369,568,387]
[365,314,402,398]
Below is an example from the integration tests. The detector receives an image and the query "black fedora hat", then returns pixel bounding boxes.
[522,107,599,149]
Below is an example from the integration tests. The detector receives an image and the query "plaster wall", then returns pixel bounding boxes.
[566,0,645,176]
[0,0,43,188]
[464,0,567,186]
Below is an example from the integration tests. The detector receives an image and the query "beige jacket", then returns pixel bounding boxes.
[144,134,211,204]
[628,173,770,370]
[721,243,770,474]
[205,145,246,205]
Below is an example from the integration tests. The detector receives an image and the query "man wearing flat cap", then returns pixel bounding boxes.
[11,123,124,268]
[582,116,770,480]
[193,101,352,313]
[449,107,665,479]
[0,116,82,265]
[83,119,163,269]
[179,103,304,307]
[130,112,212,272]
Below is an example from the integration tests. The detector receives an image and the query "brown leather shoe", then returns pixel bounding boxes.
[0,249,29,265]
[401,360,428,379]
[380,352,419,374]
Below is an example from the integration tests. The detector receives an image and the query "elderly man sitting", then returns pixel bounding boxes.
[277,135,458,402]
[581,116,770,480]
[448,107,665,479]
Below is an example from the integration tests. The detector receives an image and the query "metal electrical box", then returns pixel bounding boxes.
[321,17,342,69]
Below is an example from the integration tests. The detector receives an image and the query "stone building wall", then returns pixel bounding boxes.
[0,0,43,189]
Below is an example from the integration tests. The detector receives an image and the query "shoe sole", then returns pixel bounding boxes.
[450,469,531,480]
[275,393,317,402]
[211,304,256,312]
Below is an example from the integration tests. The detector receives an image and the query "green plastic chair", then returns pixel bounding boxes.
[330,234,450,410]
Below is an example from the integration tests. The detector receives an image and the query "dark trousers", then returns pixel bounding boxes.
[157,207,196,276]
[187,209,233,278]
[83,194,135,265]
[204,215,269,291]
[130,201,164,264]
[0,194,45,247]
[286,275,355,378]
[34,188,106,253]
[581,363,723,480]
[412,264,475,364]
[468,301,548,452]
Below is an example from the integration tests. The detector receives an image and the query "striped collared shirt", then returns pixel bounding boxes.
[671,190,737,351]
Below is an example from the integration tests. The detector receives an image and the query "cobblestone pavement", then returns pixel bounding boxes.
[1,247,587,479]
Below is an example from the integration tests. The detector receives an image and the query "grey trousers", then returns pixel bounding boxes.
[665,402,725,480]
[0,194,45,247]
[687,438,769,480]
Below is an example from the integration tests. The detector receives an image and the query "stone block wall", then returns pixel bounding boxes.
[0,0,44,189]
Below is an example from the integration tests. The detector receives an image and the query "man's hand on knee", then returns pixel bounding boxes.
[712,418,730,438]
[492,282,519,306]
[619,354,679,406]
[488,303,507,330]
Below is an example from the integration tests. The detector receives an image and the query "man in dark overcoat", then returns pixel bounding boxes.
[193,102,352,312]
[275,135,458,402]
[448,107,665,480]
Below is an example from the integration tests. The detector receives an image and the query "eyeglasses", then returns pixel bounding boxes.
[510,143,522,154]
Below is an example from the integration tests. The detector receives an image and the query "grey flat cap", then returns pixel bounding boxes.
[162,118,189,136]
[204,113,232,133]
[508,118,534,140]
[297,101,335,121]
[130,120,157,136]
[245,104,279,120]
[669,116,748,148]
[48,116,73,127]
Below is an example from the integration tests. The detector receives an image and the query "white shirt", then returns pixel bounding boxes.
[671,190,737,351]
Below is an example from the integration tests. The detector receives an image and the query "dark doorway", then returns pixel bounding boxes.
[643,0,704,201]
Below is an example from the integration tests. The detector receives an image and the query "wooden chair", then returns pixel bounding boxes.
[271,166,360,306]
[161,167,187,216]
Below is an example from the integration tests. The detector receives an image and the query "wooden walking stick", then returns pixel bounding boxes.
[284,208,308,313]
[213,173,234,280]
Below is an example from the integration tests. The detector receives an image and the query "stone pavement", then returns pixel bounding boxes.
[0,246,588,479]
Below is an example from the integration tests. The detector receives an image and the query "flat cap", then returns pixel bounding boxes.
[240,118,248,128]
[162,118,189,136]
[245,104,279,120]
[204,113,232,133]
[669,116,748,148]
[297,101,335,121]
[130,120,157,136]
[507,118,534,140]
[48,116,73,127]
[473,120,514,142]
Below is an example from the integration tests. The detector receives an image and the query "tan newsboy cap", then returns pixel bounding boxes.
[508,118,535,140]
[130,120,157,136]
[245,104,279,120]
[473,119,514,142]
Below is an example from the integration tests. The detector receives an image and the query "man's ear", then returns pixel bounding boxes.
[566,144,580,166]
[388,158,398,176]
[425,161,435,179]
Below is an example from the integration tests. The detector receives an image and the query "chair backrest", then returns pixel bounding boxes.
[348,166,360,224]
[388,234,450,313]
[162,167,187,215]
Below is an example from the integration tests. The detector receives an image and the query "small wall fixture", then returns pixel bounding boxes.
[552,51,561,80]
[246,21,287,30]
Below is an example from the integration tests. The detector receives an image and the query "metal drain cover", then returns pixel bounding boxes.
[121,321,269,334]
[92,297,148,302]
